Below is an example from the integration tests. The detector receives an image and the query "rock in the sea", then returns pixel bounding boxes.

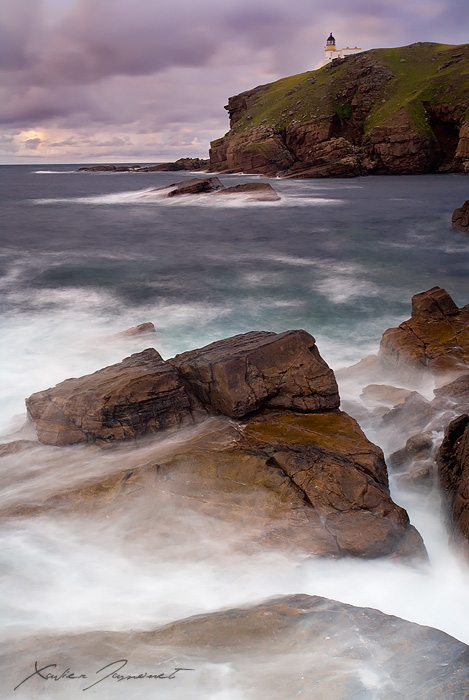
[436,413,469,551]
[11,408,425,559]
[149,177,280,201]
[25,348,206,446]
[170,329,340,418]
[217,182,280,200]
[3,595,468,699]
[379,286,469,376]
[118,321,156,336]
[166,176,224,196]
[432,373,469,413]
[380,391,436,437]
[239,409,424,558]
[452,200,469,232]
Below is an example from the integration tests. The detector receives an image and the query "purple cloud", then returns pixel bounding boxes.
[0,0,467,163]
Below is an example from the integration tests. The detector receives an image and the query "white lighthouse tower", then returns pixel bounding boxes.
[316,33,362,68]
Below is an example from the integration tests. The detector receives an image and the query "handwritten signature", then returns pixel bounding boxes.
[14,659,195,692]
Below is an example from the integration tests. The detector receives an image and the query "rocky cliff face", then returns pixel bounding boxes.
[209,42,469,177]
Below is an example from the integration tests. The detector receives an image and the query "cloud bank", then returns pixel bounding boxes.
[0,0,467,163]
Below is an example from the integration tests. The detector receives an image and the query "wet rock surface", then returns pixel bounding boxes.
[378,286,469,377]
[3,595,468,700]
[437,414,469,551]
[21,328,424,559]
[152,177,280,200]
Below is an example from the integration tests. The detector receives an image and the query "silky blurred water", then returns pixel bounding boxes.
[1,166,469,698]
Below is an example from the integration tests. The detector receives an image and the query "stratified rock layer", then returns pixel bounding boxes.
[378,286,469,376]
[25,348,205,446]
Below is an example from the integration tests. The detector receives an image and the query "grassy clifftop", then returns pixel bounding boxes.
[225,42,469,138]
[210,42,469,177]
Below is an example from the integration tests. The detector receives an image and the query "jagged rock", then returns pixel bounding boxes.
[170,330,340,419]
[25,349,205,446]
[3,595,468,699]
[379,286,469,377]
[281,138,361,178]
[452,200,469,232]
[436,414,469,550]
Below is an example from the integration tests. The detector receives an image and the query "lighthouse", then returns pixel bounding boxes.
[316,33,362,68]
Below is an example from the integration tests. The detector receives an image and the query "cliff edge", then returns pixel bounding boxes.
[209,42,469,177]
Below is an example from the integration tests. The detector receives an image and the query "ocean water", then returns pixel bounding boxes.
[1,166,469,697]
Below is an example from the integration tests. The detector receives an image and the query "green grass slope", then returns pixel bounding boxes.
[226,42,469,138]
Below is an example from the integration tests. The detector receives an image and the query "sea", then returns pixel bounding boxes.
[1,165,468,698]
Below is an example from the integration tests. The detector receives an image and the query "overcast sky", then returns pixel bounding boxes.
[0,0,467,164]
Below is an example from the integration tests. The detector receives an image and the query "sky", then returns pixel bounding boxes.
[0,0,467,164]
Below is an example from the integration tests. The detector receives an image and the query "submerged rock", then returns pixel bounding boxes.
[3,595,468,699]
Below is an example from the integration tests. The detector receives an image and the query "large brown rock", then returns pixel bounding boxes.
[379,286,469,377]
[170,330,340,419]
[436,414,469,551]
[25,349,205,446]
[451,199,469,232]
[240,409,424,558]
[3,410,425,560]
[3,595,468,699]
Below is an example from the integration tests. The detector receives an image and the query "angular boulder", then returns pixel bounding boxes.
[25,349,205,446]
[451,199,469,232]
[170,330,340,419]
[436,413,469,551]
[379,286,469,376]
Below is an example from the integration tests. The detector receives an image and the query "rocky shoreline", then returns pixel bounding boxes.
[2,286,469,698]
[6,287,465,561]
